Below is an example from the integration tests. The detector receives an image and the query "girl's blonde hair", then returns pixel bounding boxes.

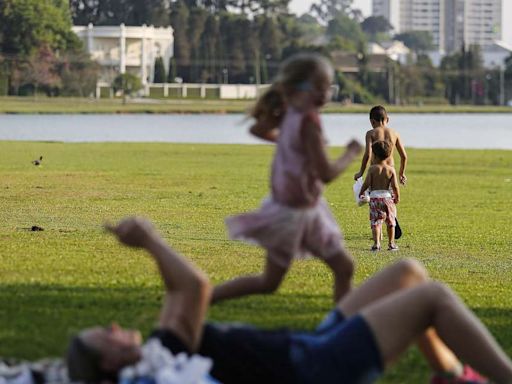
[250,53,333,127]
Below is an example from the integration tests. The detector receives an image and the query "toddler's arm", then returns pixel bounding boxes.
[359,171,371,198]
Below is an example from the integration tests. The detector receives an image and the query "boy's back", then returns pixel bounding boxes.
[366,126,400,167]
[368,163,396,191]
[355,106,407,185]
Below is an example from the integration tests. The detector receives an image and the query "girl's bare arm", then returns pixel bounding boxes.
[302,120,362,183]
[250,120,280,143]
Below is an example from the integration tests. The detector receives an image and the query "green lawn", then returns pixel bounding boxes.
[1,96,512,114]
[0,141,511,383]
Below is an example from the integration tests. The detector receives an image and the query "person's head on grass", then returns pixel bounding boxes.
[372,140,392,162]
[369,105,389,128]
[67,324,143,383]
[251,52,334,127]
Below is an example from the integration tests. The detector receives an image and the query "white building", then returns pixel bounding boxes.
[373,0,503,54]
[368,40,411,64]
[372,0,401,33]
[373,0,445,51]
[482,41,512,69]
[72,24,174,85]
[445,0,502,52]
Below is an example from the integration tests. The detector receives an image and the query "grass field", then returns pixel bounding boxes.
[0,141,511,383]
[1,96,512,114]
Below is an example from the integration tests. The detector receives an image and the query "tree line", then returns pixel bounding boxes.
[0,0,511,104]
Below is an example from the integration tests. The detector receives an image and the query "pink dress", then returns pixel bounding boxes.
[226,107,344,268]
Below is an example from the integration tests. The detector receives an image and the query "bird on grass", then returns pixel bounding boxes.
[32,156,43,166]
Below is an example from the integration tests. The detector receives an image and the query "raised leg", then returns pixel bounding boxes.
[362,282,512,383]
[211,253,288,303]
[322,247,354,301]
[336,259,465,377]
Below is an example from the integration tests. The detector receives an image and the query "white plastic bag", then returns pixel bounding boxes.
[353,177,369,206]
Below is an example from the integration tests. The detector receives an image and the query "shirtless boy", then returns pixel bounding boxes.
[359,140,399,251]
[354,105,407,185]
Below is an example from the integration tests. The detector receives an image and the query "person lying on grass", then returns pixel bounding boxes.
[67,217,512,384]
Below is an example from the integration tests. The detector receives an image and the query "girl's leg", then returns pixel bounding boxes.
[361,282,512,383]
[211,252,288,303]
[337,259,464,376]
[323,247,354,301]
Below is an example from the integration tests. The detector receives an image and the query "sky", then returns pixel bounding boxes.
[288,0,512,47]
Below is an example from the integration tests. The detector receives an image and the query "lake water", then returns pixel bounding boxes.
[0,113,510,149]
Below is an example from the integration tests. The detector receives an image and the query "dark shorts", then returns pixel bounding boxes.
[198,323,296,384]
[290,310,383,384]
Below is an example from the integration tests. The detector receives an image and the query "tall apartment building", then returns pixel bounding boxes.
[445,0,502,52]
[373,0,502,53]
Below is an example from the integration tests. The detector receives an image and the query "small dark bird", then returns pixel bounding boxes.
[32,156,43,166]
[31,225,44,231]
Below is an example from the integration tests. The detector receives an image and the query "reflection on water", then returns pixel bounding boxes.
[0,113,510,149]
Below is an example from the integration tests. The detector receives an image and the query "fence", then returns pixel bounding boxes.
[96,82,271,100]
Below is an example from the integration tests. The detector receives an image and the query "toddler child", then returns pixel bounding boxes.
[359,140,399,251]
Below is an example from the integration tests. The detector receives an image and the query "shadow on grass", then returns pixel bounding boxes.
[0,283,332,359]
[2,282,512,368]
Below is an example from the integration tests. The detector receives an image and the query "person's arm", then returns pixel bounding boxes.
[395,133,408,185]
[359,170,371,198]
[105,217,211,352]
[390,168,400,204]
[249,119,280,143]
[302,120,363,183]
[354,131,372,180]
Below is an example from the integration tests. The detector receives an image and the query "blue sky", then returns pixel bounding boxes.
[289,0,512,47]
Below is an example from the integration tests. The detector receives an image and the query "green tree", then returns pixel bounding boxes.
[58,51,100,97]
[113,73,142,97]
[0,0,81,56]
[19,45,61,96]
[310,0,353,23]
[219,14,247,82]
[187,7,208,81]
[361,16,393,42]
[167,58,177,82]
[505,54,512,103]
[441,44,484,104]
[170,0,191,81]
[198,14,221,82]
[153,57,167,83]
[70,0,170,26]
[394,31,433,53]
[258,16,282,80]
[326,13,366,52]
